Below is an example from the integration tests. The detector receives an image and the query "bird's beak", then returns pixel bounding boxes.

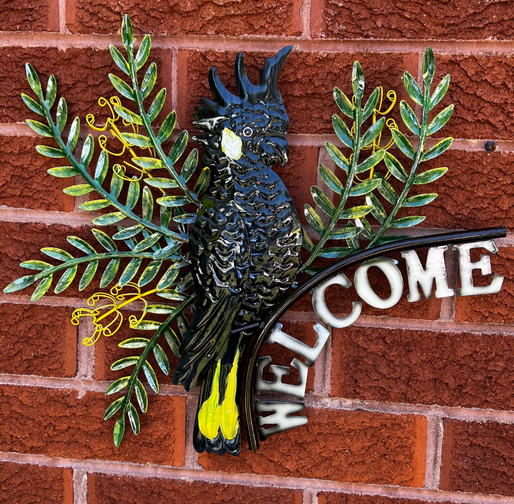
[221,128,242,160]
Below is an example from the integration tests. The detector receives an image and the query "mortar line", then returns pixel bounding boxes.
[76,318,95,381]
[171,48,179,121]
[299,0,311,39]
[303,489,316,504]
[1,451,513,504]
[184,395,201,470]
[73,469,88,504]
[58,0,67,34]
[424,416,444,489]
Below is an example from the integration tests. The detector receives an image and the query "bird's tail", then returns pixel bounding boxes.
[193,347,242,455]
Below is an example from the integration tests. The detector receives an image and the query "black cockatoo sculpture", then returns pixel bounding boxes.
[171,47,302,455]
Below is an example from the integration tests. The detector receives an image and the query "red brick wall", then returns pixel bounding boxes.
[1,1,513,503]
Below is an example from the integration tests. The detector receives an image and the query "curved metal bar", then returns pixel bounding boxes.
[242,227,507,451]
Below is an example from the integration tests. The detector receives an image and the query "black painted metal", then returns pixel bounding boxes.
[242,227,507,451]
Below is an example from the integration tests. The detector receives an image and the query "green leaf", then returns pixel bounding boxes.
[111,356,139,371]
[126,180,140,210]
[431,74,451,109]
[362,87,380,122]
[63,184,95,196]
[404,193,438,207]
[330,227,361,241]
[158,290,187,301]
[67,117,80,150]
[176,315,189,338]
[127,403,140,435]
[333,87,355,118]
[181,149,198,182]
[157,111,177,143]
[366,193,386,224]
[113,415,125,448]
[3,274,37,294]
[168,130,188,164]
[318,164,343,195]
[26,119,52,137]
[31,275,53,302]
[135,379,148,413]
[54,266,77,294]
[173,213,196,225]
[109,74,135,101]
[142,187,154,221]
[109,45,130,75]
[332,115,353,149]
[119,337,150,349]
[194,167,210,195]
[135,34,151,70]
[304,205,324,235]
[311,186,335,216]
[153,344,170,375]
[349,178,381,197]
[145,177,178,189]
[46,74,57,108]
[160,206,172,228]
[141,62,157,100]
[79,199,110,211]
[114,105,143,126]
[391,129,416,160]
[92,228,117,251]
[325,142,349,173]
[148,88,166,121]
[110,172,124,197]
[361,117,385,147]
[41,247,73,261]
[21,93,44,115]
[164,329,181,357]
[340,205,372,220]
[383,152,407,182]
[142,361,159,393]
[21,260,51,270]
[421,138,453,162]
[104,396,125,420]
[414,167,448,185]
[100,259,120,288]
[146,304,174,314]
[132,157,163,170]
[79,261,98,291]
[157,265,179,289]
[56,97,67,133]
[106,376,130,396]
[94,150,109,184]
[67,236,96,255]
[133,233,162,253]
[121,14,134,51]
[119,258,143,286]
[352,61,365,98]
[92,212,125,226]
[48,166,77,178]
[157,195,189,207]
[399,101,420,136]
[113,224,144,240]
[320,247,353,259]
[356,149,385,174]
[80,134,94,167]
[138,260,162,287]
[427,105,454,136]
[120,132,151,148]
[422,47,436,88]
[26,63,43,101]
[36,145,65,158]
[375,174,398,204]
[153,242,181,260]
[403,72,423,106]
[391,215,426,228]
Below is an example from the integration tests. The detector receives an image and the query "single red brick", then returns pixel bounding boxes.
[0,0,59,32]
[0,384,186,465]
[441,419,514,496]
[331,324,514,411]
[177,50,417,135]
[435,54,514,140]
[319,495,453,504]
[455,245,513,324]
[0,303,77,377]
[312,0,514,40]
[0,461,73,504]
[66,0,303,37]
[0,46,172,125]
[0,135,74,212]
[199,408,427,487]
[88,473,303,504]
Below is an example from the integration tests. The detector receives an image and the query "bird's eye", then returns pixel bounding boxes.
[242,127,253,137]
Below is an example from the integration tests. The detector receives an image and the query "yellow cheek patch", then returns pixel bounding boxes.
[221,128,242,160]
[197,349,240,442]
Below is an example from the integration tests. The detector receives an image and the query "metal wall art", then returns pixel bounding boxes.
[4,15,506,456]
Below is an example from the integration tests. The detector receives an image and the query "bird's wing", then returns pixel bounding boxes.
[172,200,250,392]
